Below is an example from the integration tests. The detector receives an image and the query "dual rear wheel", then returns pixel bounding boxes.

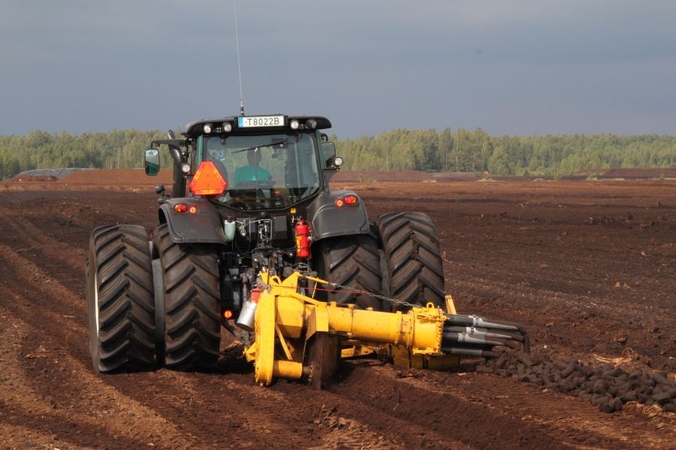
[86,225,156,373]
[86,224,221,373]
[314,212,445,312]
[308,212,445,386]
[375,212,445,310]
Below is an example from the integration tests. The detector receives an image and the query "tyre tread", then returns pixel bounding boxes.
[86,224,156,373]
[375,212,445,309]
[154,224,220,371]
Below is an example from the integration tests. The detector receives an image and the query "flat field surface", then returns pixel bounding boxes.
[0,170,674,449]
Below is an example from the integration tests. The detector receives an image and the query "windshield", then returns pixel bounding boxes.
[204,133,321,210]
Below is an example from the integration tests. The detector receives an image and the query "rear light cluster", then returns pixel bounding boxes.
[173,203,198,214]
[335,195,359,207]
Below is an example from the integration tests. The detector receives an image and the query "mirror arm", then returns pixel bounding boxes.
[149,138,185,165]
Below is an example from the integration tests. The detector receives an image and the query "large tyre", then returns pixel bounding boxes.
[375,212,445,311]
[314,234,383,310]
[154,224,221,371]
[86,224,156,373]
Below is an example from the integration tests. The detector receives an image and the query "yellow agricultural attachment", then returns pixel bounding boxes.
[241,271,528,387]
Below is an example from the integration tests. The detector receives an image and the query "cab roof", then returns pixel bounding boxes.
[183,114,332,137]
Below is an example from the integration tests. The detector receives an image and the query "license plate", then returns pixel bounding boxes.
[238,115,284,128]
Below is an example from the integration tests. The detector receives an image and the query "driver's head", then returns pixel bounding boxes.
[247,149,261,166]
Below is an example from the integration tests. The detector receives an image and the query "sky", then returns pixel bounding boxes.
[2,1,676,139]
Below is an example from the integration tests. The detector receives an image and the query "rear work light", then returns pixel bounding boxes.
[189,161,227,196]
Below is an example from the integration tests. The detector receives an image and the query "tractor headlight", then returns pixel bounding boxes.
[203,124,212,134]
[223,122,232,132]
[290,119,300,130]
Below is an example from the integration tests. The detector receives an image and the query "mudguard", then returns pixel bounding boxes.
[159,198,225,244]
[307,190,370,241]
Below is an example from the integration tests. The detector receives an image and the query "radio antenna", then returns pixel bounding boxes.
[234,0,245,115]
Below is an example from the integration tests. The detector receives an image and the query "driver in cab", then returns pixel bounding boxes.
[234,148,272,186]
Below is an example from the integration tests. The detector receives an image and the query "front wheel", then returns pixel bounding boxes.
[86,224,156,373]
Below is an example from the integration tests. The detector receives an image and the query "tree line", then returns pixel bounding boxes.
[334,128,676,176]
[0,130,165,180]
[1,128,675,180]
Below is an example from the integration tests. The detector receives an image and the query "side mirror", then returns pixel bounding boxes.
[144,148,161,176]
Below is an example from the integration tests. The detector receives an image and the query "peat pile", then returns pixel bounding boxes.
[478,352,676,413]
[10,168,91,181]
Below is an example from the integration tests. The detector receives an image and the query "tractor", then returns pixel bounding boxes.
[86,113,528,386]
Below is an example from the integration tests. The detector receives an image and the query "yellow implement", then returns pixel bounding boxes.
[243,271,528,387]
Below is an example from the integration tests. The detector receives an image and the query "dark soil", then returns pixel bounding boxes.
[0,170,674,449]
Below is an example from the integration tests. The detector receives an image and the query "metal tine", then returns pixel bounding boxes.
[444,326,528,343]
[445,314,526,333]
[441,347,502,358]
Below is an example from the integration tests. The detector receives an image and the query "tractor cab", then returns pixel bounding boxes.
[145,114,341,211]
[203,131,320,210]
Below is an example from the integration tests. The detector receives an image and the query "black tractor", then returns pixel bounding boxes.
[86,114,446,373]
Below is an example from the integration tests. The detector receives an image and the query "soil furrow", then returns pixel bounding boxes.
[0,177,674,449]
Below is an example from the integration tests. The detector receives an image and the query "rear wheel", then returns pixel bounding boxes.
[154,224,221,371]
[86,224,156,373]
[314,234,383,310]
[375,212,445,311]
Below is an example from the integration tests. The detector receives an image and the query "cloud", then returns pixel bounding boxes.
[1,1,676,136]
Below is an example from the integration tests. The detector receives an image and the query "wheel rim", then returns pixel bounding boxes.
[93,270,100,340]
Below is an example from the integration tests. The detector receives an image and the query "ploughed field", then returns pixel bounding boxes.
[1,170,675,449]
